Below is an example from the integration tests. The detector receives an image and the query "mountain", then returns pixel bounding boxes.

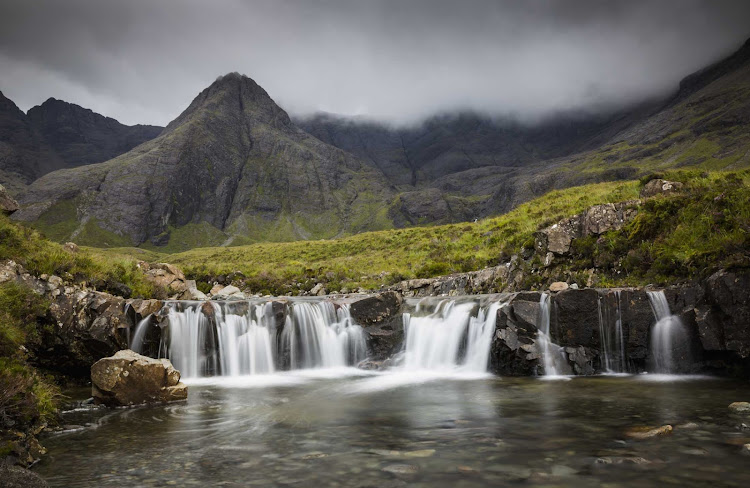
[298,38,750,225]
[27,98,162,170]
[0,91,63,194]
[13,38,750,250]
[0,92,163,196]
[296,105,658,225]
[13,73,396,249]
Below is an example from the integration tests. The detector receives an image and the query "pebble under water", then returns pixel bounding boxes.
[37,372,750,487]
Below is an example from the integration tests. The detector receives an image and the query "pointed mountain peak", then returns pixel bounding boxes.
[164,72,291,133]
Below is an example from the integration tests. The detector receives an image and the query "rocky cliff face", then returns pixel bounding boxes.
[0,92,162,197]
[14,73,398,248]
[0,91,63,194]
[27,98,162,170]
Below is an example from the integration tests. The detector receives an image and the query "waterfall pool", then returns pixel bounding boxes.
[37,374,750,487]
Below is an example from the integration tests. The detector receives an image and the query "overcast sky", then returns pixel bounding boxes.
[1,0,749,126]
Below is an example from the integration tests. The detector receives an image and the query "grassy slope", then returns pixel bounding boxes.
[87,170,749,295]
[90,179,640,291]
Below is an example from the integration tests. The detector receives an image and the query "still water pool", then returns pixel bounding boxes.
[36,371,750,487]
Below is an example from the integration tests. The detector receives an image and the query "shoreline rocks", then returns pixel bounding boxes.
[91,350,187,406]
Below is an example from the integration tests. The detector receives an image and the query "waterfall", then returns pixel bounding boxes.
[597,291,627,373]
[282,302,367,369]
[129,315,152,354]
[161,300,367,378]
[646,291,690,374]
[401,299,500,372]
[536,292,568,376]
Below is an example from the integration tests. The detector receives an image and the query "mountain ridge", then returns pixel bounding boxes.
[13,73,398,249]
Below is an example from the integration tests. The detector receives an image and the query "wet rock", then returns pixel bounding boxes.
[0,465,49,488]
[91,350,187,406]
[729,402,750,414]
[350,291,403,326]
[548,281,569,292]
[551,289,599,348]
[625,425,673,439]
[491,293,541,375]
[742,444,750,456]
[640,178,684,198]
[0,183,19,214]
[126,299,164,328]
[699,269,750,358]
[565,346,597,375]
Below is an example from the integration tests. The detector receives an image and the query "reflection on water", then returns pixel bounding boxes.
[37,374,750,487]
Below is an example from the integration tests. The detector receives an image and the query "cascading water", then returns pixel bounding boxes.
[597,291,627,373]
[647,290,690,374]
[160,299,367,378]
[536,292,568,377]
[129,315,152,355]
[282,301,367,370]
[401,298,501,372]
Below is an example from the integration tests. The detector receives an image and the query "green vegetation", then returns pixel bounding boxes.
[121,179,641,293]
[84,170,749,295]
[0,214,155,298]
[0,282,59,440]
[571,170,750,286]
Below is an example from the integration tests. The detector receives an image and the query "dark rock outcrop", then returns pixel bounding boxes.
[351,292,404,361]
[0,183,19,214]
[91,350,187,406]
[697,270,750,360]
[491,292,541,375]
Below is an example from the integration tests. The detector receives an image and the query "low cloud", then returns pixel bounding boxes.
[1,0,748,126]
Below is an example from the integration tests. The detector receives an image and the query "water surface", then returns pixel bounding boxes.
[37,372,750,487]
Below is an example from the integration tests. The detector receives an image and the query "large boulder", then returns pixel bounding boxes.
[0,183,19,214]
[91,350,187,406]
[139,262,189,298]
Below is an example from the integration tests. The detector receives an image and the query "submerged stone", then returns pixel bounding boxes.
[624,425,673,440]
[729,402,750,414]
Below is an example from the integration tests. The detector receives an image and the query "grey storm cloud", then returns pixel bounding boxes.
[1,0,749,126]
